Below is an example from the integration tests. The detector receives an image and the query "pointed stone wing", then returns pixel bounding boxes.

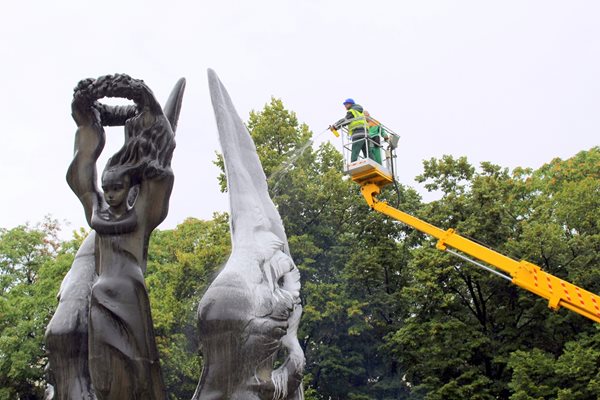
[207,69,290,256]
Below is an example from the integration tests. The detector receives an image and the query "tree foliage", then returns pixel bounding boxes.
[0,218,71,399]
[146,214,230,399]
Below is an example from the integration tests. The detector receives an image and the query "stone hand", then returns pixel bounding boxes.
[71,95,101,128]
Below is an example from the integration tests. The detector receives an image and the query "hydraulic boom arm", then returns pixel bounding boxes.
[361,182,600,324]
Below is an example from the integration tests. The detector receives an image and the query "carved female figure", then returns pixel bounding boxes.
[55,74,185,400]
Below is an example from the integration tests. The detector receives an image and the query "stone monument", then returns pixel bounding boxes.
[192,70,304,400]
[45,74,186,400]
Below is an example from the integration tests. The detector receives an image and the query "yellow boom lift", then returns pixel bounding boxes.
[330,121,600,324]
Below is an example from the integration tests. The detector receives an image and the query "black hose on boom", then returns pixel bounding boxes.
[389,143,402,209]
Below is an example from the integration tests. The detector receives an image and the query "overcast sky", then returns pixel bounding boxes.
[0,1,598,236]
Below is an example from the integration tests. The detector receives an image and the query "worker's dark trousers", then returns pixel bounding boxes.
[351,133,367,162]
[370,144,382,164]
[369,135,383,164]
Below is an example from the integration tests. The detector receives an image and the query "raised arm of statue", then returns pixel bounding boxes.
[66,81,106,225]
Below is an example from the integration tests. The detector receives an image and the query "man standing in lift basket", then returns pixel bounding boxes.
[330,98,368,162]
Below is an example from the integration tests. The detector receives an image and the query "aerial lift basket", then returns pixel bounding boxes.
[330,117,400,187]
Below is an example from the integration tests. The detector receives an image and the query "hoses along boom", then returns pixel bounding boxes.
[331,121,600,324]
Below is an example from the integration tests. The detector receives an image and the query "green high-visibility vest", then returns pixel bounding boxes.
[347,108,366,136]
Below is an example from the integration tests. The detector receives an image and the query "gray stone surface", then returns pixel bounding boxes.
[45,232,97,400]
[193,70,304,400]
[45,74,185,400]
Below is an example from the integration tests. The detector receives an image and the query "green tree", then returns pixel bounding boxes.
[146,214,231,399]
[0,219,72,399]
[508,331,600,400]
[385,148,599,399]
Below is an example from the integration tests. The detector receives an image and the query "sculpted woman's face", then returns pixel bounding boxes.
[101,170,131,209]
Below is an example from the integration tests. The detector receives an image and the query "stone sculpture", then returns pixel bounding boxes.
[193,70,305,400]
[45,74,186,400]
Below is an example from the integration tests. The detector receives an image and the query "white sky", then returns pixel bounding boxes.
[0,1,598,237]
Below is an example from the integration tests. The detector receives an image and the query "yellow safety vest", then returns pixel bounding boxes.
[347,108,366,136]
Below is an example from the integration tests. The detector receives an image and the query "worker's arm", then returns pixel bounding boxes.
[380,126,390,140]
[332,111,355,129]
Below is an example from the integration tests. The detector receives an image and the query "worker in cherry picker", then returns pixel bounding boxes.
[329,98,368,162]
[364,110,389,164]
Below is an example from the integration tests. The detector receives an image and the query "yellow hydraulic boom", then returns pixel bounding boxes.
[357,177,600,324]
[332,122,600,323]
